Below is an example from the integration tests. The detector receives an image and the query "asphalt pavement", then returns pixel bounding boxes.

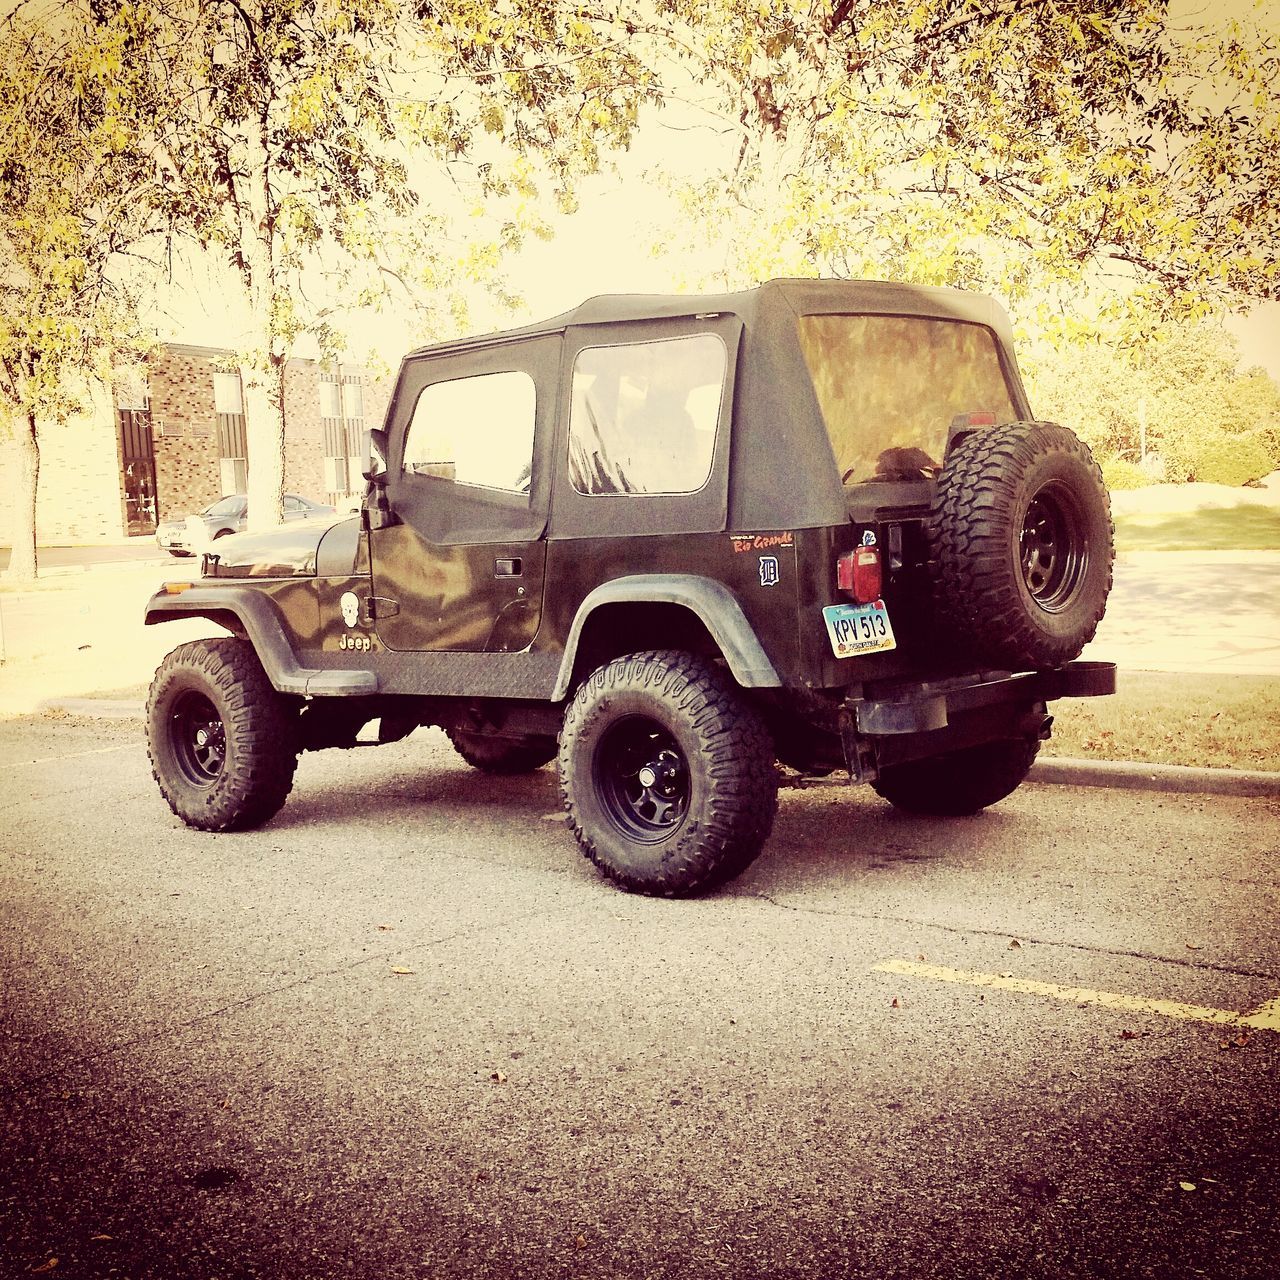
[1,715,1277,1279]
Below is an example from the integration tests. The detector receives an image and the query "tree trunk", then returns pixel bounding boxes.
[6,412,40,582]
[238,94,288,535]
[242,356,286,532]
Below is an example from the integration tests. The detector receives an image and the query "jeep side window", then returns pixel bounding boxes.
[403,370,536,494]
[568,333,725,496]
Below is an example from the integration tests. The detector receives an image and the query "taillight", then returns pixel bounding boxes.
[837,546,882,603]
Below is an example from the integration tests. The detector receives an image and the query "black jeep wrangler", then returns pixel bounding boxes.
[145,279,1115,896]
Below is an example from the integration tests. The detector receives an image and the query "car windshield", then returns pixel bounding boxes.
[203,496,243,517]
[796,314,1018,485]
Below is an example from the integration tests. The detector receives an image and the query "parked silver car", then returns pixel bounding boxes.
[155,493,336,556]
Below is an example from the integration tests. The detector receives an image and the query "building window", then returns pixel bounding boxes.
[214,370,248,495]
[213,371,244,415]
[319,378,341,421]
[321,372,366,501]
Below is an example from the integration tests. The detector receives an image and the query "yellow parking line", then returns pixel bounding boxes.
[872,958,1279,1034]
[1239,997,1280,1032]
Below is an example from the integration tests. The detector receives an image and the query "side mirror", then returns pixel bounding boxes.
[361,427,388,482]
[361,426,397,531]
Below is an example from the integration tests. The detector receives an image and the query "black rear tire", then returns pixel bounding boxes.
[872,738,1040,816]
[447,729,558,775]
[559,650,777,897]
[147,637,299,831]
[930,422,1113,669]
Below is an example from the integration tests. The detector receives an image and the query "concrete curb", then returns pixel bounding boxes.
[30,697,1280,799]
[1030,757,1280,799]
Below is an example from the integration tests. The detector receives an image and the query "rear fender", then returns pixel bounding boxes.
[552,574,781,700]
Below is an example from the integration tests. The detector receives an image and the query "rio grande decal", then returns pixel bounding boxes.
[730,531,794,555]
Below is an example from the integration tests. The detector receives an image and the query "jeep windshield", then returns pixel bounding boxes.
[796,314,1018,486]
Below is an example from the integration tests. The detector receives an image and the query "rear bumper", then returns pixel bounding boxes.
[851,660,1116,736]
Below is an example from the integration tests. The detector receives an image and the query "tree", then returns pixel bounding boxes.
[1023,320,1280,485]
[137,0,661,530]
[0,4,161,582]
[632,1,1280,327]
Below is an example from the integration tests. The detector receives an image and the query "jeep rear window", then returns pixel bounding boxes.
[796,315,1017,485]
[568,333,725,496]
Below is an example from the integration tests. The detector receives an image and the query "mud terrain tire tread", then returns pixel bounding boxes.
[930,421,1113,670]
[872,738,1041,816]
[447,729,558,774]
[147,636,299,831]
[559,649,777,897]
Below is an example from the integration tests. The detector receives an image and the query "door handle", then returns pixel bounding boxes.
[494,557,522,578]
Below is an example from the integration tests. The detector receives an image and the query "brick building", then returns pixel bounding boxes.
[1,344,392,545]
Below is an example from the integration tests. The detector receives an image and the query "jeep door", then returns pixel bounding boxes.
[369,335,558,655]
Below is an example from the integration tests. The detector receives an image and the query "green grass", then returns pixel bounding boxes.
[1112,505,1280,552]
[1044,671,1280,771]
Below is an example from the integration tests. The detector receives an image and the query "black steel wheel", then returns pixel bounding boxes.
[446,729,558,775]
[930,421,1113,670]
[593,717,690,841]
[169,690,227,786]
[1019,480,1087,611]
[559,650,777,897]
[873,738,1040,817]
[147,637,299,831]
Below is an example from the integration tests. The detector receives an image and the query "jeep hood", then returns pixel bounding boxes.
[202,514,353,578]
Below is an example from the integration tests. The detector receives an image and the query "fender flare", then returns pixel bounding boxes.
[551,574,781,701]
[144,586,377,697]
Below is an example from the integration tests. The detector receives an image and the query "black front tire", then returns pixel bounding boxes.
[147,637,299,831]
[872,738,1040,817]
[447,729,558,775]
[559,650,777,897]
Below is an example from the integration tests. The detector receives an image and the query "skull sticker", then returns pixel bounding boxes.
[340,591,360,628]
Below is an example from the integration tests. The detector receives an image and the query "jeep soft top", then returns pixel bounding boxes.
[144,278,1115,896]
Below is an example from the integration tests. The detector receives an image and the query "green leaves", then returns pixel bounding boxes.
[646,1,1280,322]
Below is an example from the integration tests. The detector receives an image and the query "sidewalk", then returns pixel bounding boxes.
[3,554,1277,798]
[0,536,168,575]
[0,560,217,716]
[1,549,1277,714]
[1079,550,1280,676]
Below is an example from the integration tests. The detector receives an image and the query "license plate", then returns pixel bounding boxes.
[823,600,896,658]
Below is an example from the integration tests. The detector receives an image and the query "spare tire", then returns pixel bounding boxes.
[929,421,1113,670]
